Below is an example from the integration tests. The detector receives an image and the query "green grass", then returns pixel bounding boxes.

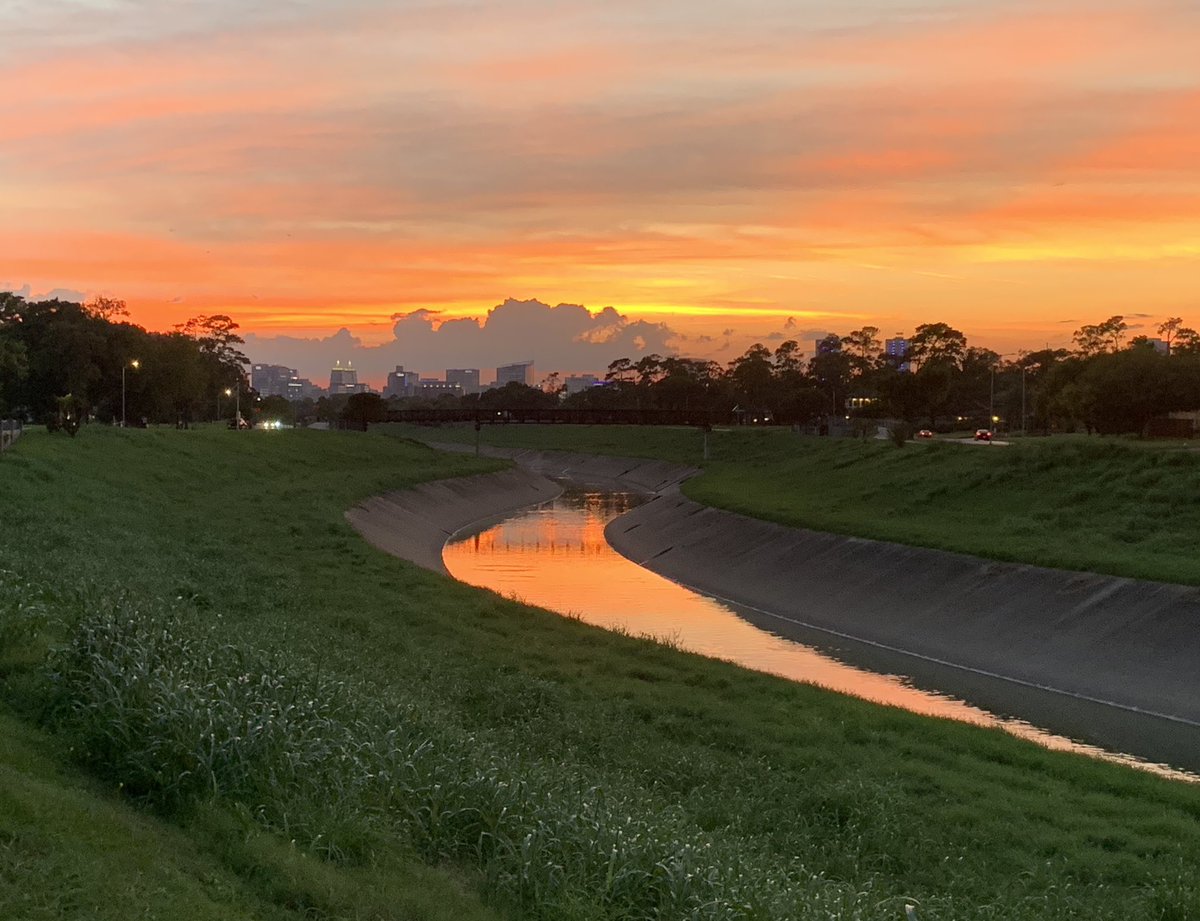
[0,707,500,921]
[388,423,1200,584]
[2,426,1200,919]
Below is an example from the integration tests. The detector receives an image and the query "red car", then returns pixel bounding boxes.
[973,429,993,441]
[916,429,935,439]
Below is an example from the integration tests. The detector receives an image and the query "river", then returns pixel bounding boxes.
[443,485,1196,781]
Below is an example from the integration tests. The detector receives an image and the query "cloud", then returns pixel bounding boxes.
[244,298,683,385]
[0,282,87,302]
[3,0,1199,350]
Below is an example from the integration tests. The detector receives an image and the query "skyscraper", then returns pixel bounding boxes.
[446,368,481,395]
[495,361,535,387]
[329,361,366,394]
[385,366,421,397]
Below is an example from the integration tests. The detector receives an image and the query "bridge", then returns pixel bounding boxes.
[382,407,727,427]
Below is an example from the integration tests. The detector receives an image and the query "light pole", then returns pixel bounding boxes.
[121,359,140,427]
[989,364,995,432]
[224,386,238,429]
[1020,366,1027,436]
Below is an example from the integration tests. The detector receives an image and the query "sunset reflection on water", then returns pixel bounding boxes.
[443,489,1195,781]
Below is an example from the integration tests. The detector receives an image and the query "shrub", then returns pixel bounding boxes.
[888,423,912,447]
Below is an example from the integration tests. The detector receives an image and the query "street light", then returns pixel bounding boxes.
[223,386,238,429]
[990,351,1026,435]
[989,363,995,432]
[225,384,241,429]
[1020,366,1027,437]
[121,359,140,428]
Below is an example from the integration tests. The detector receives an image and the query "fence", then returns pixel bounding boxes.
[0,418,23,453]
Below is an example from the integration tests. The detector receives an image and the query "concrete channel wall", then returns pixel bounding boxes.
[345,446,695,574]
[346,467,564,575]
[605,490,1200,731]
[348,443,1200,767]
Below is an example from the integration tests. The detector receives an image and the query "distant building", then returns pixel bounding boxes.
[1148,338,1170,355]
[446,368,481,395]
[385,365,421,398]
[252,363,298,397]
[496,360,535,387]
[564,374,599,395]
[285,378,324,401]
[329,361,367,395]
[885,337,911,372]
[419,379,463,398]
[814,336,841,355]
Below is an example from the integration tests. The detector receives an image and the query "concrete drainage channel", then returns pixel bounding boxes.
[349,443,1200,775]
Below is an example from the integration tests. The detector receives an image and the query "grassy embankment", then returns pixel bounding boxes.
[3,426,1200,920]
[392,423,1200,585]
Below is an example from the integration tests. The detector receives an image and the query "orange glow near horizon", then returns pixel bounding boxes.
[3,0,1199,369]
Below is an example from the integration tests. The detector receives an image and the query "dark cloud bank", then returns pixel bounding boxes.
[244,298,686,386]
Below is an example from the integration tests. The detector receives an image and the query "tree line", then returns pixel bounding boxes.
[0,292,249,429]
[6,288,1199,438]
[393,315,1200,436]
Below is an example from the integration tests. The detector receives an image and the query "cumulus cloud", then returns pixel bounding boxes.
[1,282,90,302]
[244,298,683,386]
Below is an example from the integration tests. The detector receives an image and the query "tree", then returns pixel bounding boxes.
[729,344,774,408]
[1159,317,1184,353]
[634,354,664,388]
[478,382,558,412]
[907,322,967,369]
[877,365,924,422]
[54,393,86,437]
[258,394,294,425]
[0,331,27,414]
[142,332,207,426]
[604,357,635,383]
[911,362,954,428]
[841,326,881,376]
[84,296,129,321]
[807,336,851,414]
[175,315,249,368]
[772,340,805,376]
[953,347,1000,422]
[1072,349,1173,435]
[1173,327,1200,355]
[540,372,564,396]
[653,357,722,411]
[1072,316,1127,356]
[341,392,387,428]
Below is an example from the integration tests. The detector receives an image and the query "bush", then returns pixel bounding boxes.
[888,423,912,447]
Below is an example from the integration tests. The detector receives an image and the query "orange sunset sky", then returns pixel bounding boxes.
[3,0,1199,381]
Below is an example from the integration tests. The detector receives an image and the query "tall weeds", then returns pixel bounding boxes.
[41,596,868,920]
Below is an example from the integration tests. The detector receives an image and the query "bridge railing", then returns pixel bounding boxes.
[383,407,725,427]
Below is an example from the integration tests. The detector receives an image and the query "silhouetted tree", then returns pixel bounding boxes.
[908,322,967,369]
[1072,315,1128,356]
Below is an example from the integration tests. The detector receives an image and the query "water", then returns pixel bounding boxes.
[443,487,1196,781]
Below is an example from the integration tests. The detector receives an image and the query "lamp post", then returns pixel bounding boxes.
[989,364,995,433]
[1020,366,1027,436]
[121,359,140,427]
[224,386,237,428]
